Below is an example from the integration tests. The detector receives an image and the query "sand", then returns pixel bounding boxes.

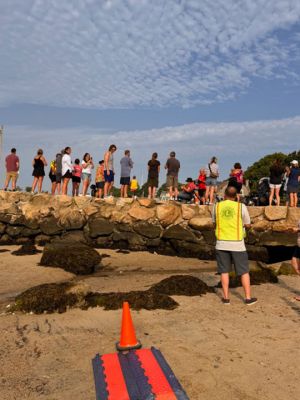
[0,246,299,400]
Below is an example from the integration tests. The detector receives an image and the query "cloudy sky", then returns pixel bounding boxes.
[0,0,300,189]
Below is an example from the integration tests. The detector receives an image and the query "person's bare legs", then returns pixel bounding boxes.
[293,193,297,207]
[291,257,300,300]
[120,185,124,197]
[62,178,70,195]
[289,193,295,207]
[275,187,280,206]
[104,182,109,197]
[56,182,61,195]
[152,187,156,198]
[174,187,179,200]
[124,185,128,198]
[205,186,210,203]
[37,177,43,193]
[269,187,275,205]
[31,177,38,192]
[51,182,56,195]
[220,273,230,300]
[148,186,152,199]
[209,186,215,204]
[82,179,89,196]
[241,272,251,300]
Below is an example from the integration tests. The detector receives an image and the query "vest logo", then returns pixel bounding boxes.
[220,206,235,220]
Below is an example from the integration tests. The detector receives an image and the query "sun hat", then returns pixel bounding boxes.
[291,160,298,165]
[186,177,194,182]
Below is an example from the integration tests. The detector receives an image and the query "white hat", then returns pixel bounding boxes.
[291,160,298,165]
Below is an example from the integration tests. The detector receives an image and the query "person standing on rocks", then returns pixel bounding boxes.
[31,149,48,194]
[120,150,133,198]
[104,144,117,197]
[81,153,94,196]
[269,159,284,206]
[213,186,257,305]
[286,160,300,207]
[205,156,219,204]
[55,149,64,194]
[62,147,72,195]
[4,148,19,191]
[147,152,160,199]
[165,151,180,200]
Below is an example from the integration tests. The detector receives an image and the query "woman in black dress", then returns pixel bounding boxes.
[31,149,48,193]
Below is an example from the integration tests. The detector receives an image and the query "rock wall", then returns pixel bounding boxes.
[0,191,299,261]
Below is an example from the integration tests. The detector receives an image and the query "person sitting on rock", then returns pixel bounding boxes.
[177,178,198,203]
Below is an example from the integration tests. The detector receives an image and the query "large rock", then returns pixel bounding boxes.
[278,261,298,275]
[156,204,182,227]
[40,240,102,275]
[246,245,269,262]
[181,204,197,220]
[129,204,156,221]
[0,202,24,225]
[40,215,63,235]
[251,219,270,232]
[137,198,155,208]
[248,207,265,220]
[259,231,297,246]
[189,217,213,231]
[264,206,288,221]
[58,208,86,230]
[169,240,215,259]
[88,217,114,238]
[0,222,6,234]
[133,221,162,238]
[6,225,23,237]
[163,225,197,242]
[286,207,300,225]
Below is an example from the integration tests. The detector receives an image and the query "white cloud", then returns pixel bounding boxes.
[3,115,300,189]
[0,0,299,108]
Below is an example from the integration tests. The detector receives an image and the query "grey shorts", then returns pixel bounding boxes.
[216,250,249,276]
[166,175,178,188]
[206,177,217,187]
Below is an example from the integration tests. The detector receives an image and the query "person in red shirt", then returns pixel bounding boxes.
[4,148,19,191]
[178,178,198,203]
[72,158,82,196]
[197,168,206,205]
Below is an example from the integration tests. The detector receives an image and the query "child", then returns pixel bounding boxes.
[95,160,105,198]
[197,168,206,205]
[49,160,57,195]
[130,175,139,199]
[72,158,82,196]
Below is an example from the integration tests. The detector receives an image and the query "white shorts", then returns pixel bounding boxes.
[269,183,281,189]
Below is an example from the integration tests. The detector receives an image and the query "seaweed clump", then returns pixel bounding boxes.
[83,291,178,311]
[14,282,78,314]
[150,275,215,296]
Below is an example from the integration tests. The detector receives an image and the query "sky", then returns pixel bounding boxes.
[0,0,300,189]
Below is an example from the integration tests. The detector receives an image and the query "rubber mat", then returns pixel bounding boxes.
[92,347,189,400]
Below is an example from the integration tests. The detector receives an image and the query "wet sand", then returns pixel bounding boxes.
[0,247,299,400]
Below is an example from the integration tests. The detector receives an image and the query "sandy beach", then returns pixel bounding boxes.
[0,246,299,400]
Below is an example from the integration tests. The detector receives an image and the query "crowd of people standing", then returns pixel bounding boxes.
[2,147,300,207]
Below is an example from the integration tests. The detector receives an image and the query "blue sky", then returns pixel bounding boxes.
[0,0,300,189]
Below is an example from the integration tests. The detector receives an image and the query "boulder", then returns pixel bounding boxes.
[35,234,52,246]
[21,227,41,237]
[133,221,162,238]
[181,204,197,220]
[248,207,265,219]
[40,240,102,275]
[272,221,294,232]
[0,234,13,244]
[169,240,215,259]
[0,222,6,234]
[129,204,156,221]
[278,261,298,275]
[137,198,155,208]
[259,231,297,247]
[189,217,213,231]
[113,231,146,247]
[40,215,63,235]
[95,236,113,248]
[58,208,86,230]
[163,225,197,242]
[251,219,270,232]
[156,204,182,227]
[246,245,269,262]
[286,207,300,225]
[6,225,23,237]
[0,202,24,225]
[264,206,287,221]
[88,217,114,238]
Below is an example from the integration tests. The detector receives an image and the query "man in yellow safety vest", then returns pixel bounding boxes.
[213,186,257,305]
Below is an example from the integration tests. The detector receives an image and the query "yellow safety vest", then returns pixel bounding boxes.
[215,200,244,241]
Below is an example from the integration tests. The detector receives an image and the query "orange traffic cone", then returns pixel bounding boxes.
[116,302,142,351]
